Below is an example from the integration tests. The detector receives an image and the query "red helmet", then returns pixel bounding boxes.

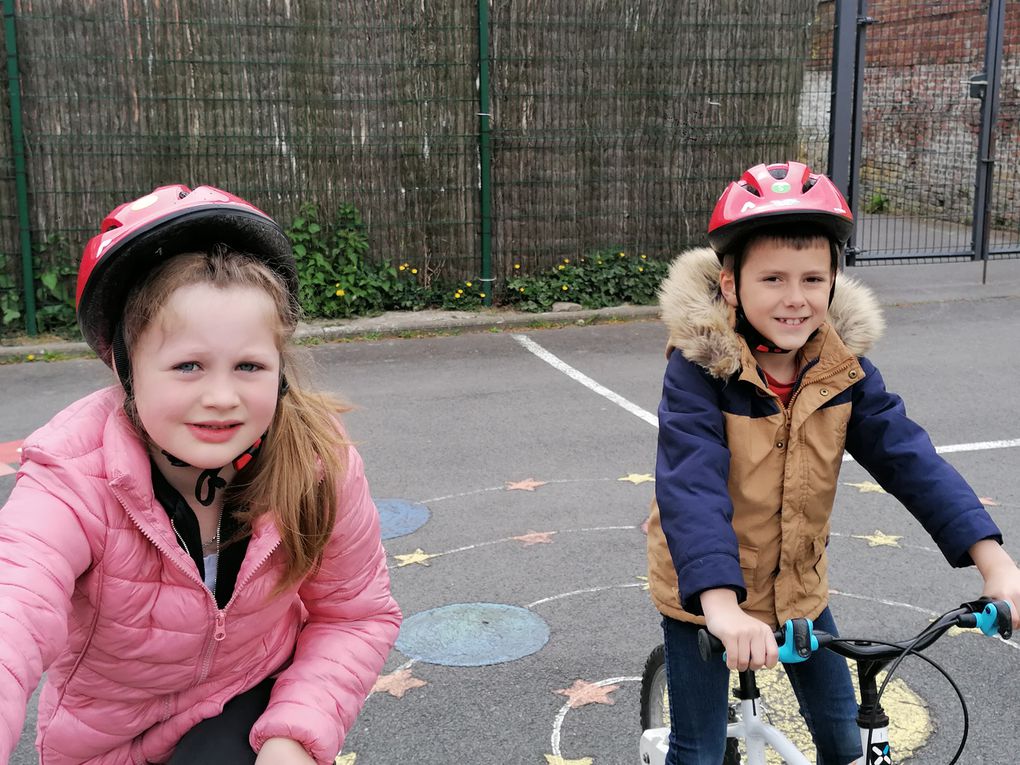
[707,161,853,256]
[76,184,297,365]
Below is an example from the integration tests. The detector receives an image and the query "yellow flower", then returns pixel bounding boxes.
[518,287,525,293]
[618,251,626,257]
[558,265,565,270]
[562,258,570,264]
[638,266,644,272]
[479,292,486,298]
[454,293,462,299]
[640,254,647,260]
[596,260,603,265]
[561,285,569,291]
[399,264,406,271]
[27,354,35,361]
[411,268,418,274]
[514,263,521,270]
[466,281,473,287]
[335,289,345,297]
[335,282,340,287]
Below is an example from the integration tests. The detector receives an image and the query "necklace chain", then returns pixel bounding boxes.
[202,509,223,551]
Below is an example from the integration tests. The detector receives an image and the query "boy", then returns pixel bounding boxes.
[645,161,1020,764]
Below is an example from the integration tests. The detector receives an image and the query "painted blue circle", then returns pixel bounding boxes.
[396,603,550,667]
[374,498,430,540]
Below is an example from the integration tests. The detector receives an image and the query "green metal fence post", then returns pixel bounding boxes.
[476,0,493,306]
[3,0,36,335]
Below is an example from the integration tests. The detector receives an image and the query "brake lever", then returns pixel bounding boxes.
[961,598,1014,640]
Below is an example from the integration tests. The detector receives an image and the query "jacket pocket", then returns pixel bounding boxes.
[738,544,759,593]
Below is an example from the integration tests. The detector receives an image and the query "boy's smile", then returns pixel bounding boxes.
[130,283,281,470]
[720,236,833,362]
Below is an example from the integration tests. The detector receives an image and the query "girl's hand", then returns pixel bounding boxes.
[254,737,316,765]
[970,539,1020,629]
[701,588,779,671]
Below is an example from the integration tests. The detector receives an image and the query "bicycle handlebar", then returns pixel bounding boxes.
[697,598,1013,665]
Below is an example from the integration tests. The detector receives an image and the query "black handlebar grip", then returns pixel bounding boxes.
[698,629,724,661]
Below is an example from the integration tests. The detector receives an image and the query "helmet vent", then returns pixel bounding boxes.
[803,177,817,193]
[768,167,788,180]
[740,182,761,197]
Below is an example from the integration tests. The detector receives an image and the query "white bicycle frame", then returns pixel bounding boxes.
[639,695,890,765]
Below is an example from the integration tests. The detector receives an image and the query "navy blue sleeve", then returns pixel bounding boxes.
[655,350,745,614]
[846,357,1002,566]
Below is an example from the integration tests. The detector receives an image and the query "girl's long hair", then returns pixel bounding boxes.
[120,247,349,592]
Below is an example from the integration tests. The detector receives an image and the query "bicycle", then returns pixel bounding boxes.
[638,599,1013,765]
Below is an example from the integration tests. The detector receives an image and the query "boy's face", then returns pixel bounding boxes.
[720,236,833,352]
[130,283,282,469]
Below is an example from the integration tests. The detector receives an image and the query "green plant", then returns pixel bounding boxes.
[504,249,668,312]
[287,203,437,318]
[864,191,889,214]
[31,235,79,335]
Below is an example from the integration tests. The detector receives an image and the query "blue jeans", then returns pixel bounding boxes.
[662,608,863,765]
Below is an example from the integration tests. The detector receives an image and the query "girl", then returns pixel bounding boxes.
[0,185,401,764]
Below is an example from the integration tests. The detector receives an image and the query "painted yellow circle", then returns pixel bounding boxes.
[752,663,928,763]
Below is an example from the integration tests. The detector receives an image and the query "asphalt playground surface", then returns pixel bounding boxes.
[2,259,1019,764]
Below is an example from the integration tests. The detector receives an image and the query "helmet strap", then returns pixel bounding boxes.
[112,322,133,396]
[160,433,265,506]
[731,262,791,355]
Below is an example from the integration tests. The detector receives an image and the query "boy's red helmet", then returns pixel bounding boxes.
[76,184,297,365]
[707,161,853,256]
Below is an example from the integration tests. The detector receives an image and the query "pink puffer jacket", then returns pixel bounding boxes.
[0,387,401,764]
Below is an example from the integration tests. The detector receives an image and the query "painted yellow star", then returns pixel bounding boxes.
[636,575,650,591]
[619,473,654,485]
[844,481,887,494]
[852,530,903,548]
[544,756,593,765]
[393,548,439,567]
[335,754,357,765]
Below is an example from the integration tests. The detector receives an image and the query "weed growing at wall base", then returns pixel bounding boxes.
[503,250,668,312]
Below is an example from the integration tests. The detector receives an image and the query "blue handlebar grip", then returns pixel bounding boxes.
[777,618,818,664]
[974,603,1001,637]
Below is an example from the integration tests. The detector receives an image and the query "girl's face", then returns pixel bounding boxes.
[720,236,833,352]
[130,283,282,469]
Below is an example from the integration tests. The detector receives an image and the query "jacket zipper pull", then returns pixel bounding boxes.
[213,610,227,641]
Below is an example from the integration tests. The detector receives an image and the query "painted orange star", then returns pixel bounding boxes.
[554,679,620,708]
[513,530,556,546]
[506,478,547,491]
[372,668,427,699]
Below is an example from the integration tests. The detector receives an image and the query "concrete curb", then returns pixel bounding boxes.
[3,257,1018,363]
[0,304,662,362]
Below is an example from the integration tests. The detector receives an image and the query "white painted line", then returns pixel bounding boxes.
[513,333,659,427]
[550,676,640,759]
[513,334,1020,459]
[842,437,1020,463]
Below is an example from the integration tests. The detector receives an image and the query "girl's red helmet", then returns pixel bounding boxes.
[76,184,297,365]
[707,161,853,256]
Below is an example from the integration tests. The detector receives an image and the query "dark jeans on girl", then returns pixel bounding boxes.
[167,677,274,764]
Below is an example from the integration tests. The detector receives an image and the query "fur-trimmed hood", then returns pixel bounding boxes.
[658,247,886,379]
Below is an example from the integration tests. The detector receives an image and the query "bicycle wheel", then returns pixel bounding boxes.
[639,644,741,765]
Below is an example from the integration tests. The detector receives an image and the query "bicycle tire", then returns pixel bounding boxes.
[639,644,741,765]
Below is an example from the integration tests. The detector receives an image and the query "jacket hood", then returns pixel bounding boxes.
[658,247,886,379]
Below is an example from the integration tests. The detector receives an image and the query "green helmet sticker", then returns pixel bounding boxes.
[771,181,791,193]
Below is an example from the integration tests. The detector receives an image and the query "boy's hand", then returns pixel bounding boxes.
[970,539,1020,629]
[701,588,779,671]
[254,737,316,765]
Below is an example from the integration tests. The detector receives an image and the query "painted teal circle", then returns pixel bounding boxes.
[396,603,550,667]
[374,498,430,540]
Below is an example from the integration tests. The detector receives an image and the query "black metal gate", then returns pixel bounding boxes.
[829,0,1019,268]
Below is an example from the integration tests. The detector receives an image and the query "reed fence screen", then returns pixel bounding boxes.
[1,0,829,334]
